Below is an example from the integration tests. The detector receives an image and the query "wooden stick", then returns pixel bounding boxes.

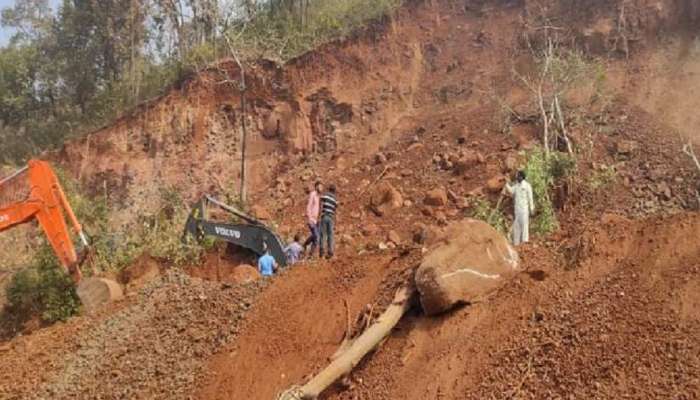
[683,143,700,173]
[277,286,415,400]
[357,166,389,198]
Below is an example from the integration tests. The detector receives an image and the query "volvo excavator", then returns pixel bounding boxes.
[0,160,122,310]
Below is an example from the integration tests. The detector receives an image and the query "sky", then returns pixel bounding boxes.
[0,0,15,45]
[0,0,60,46]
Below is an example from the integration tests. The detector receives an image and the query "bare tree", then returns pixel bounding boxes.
[517,10,592,157]
[224,34,249,204]
[683,141,700,208]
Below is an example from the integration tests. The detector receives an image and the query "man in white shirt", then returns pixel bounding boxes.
[505,170,535,245]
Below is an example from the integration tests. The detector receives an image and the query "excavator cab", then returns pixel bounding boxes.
[183,195,288,267]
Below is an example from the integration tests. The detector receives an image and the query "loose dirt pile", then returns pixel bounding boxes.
[0,270,264,400]
[467,261,700,399]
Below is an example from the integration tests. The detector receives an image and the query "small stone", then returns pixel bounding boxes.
[408,143,424,152]
[387,230,402,245]
[374,152,387,165]
[424,187,448,207]
[435,211,448,226]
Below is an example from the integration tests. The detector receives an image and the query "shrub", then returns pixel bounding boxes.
[227,0,403,61]
[470,198,508,235]
[588,164,617,191]
[523,147,576,236]
[5,244,80,323]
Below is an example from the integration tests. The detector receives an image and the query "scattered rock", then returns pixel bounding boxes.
[657,182,672,200]
[231,265,261,285]
[486,175,507,192]
[412,223,443,246]
[340,234,355,245]
[361,224,380,237]
[447,189,459,203]
[425,187,448,207]
[387,230,402,245]
[453,150,484,175]
[408,143,424,152]
[374,152,388,165]
[615,140,639,158]
[435,211,448,226]
[415,219,519,315]
[369,182,404,214]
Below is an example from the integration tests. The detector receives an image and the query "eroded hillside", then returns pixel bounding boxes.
[1,0,700,399]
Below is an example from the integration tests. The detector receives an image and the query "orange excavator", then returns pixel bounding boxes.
[0,160,88,282]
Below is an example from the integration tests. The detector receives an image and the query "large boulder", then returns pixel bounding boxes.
[415,219,519,315]
[369,182,403,214]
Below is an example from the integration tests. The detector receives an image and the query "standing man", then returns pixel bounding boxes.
[258,243,278,277]
[505,170,535,246]
[319,184,338,259]
[304,181,322,257]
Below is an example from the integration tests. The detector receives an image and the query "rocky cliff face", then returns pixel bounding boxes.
[51,0,698,228]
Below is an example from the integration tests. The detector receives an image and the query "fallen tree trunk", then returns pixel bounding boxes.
[277,286,415,400]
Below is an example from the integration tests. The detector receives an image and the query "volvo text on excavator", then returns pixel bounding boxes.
[183,195,288,267]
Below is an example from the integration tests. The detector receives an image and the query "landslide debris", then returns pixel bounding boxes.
[466,261,700,400]
[27,270,264,400]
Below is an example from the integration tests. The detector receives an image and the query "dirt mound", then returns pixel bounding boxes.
[0,270,264,400]
[195,252,418,400]
[324,213,700,400]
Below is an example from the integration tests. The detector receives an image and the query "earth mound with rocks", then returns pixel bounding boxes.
[32,270,265,400]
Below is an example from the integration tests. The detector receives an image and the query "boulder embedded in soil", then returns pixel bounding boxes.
[424,187,448,207]
[369,182,403,212]
[415,219,519,315]
[77,278,124,313]
[231,265,261,285]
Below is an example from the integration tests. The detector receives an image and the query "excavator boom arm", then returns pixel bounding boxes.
[0,160,86,282]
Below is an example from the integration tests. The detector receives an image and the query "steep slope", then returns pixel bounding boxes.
[1,0,700,399]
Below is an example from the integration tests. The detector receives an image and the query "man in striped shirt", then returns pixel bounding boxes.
[319,184,338,259]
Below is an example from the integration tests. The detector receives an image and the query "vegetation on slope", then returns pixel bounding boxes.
[0,0,402,164]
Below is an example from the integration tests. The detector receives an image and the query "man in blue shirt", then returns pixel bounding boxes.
[258,245,278,276]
